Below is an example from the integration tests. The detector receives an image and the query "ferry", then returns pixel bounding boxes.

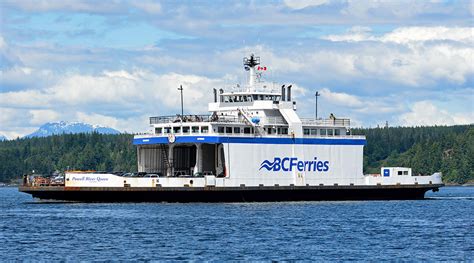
[19,54,443,202]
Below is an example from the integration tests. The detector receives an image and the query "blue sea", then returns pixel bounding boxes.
[1,186,473,261]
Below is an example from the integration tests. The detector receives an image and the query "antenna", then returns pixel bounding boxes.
[178,85,184,121]
[243,54,261,89]
[315,91,320,119]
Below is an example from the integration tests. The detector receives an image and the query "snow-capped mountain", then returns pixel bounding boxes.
[25,121,121,138]
[0,135,7,141]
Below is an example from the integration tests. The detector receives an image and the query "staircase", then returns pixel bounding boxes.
[238,108,264,136]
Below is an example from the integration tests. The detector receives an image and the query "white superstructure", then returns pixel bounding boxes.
[64,54,442,189]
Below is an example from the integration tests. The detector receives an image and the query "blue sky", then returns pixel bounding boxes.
[0,0,473,138]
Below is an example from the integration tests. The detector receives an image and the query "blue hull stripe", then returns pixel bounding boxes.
[133,136,366,145]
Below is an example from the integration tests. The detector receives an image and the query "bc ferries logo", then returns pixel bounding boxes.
[260,157,329,172]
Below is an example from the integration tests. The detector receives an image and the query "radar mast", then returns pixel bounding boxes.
[243,54,260,91]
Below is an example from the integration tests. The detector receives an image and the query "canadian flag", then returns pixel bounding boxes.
[257,66,267,71]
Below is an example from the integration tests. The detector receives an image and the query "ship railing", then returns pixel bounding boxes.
[300,118,350,127]
[221,82,282,94]
[261,116,287,125]
[150,115,211,124]
[136,132,365,139]
[150,115,247,124]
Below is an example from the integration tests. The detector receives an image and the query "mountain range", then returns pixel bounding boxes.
[25,121,121,138]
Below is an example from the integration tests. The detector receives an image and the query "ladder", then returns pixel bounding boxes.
[160,144,171,171]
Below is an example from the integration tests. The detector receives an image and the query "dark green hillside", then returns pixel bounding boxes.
[0,133,136,183]
[354,125,474,184]
[0,125,473,184]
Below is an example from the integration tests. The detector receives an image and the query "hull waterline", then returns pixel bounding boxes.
[19,184,443,202]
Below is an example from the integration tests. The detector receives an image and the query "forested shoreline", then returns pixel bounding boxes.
[0,125,472,184]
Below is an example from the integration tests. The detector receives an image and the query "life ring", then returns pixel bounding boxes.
[168,134,176,143]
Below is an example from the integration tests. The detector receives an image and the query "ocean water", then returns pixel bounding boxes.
[1,187,472,261]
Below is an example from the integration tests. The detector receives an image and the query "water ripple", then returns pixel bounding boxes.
[0,187,472,261]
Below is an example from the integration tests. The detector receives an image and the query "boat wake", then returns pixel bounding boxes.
[426,196,474,200]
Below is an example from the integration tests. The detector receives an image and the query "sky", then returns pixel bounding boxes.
[0,0,473,138]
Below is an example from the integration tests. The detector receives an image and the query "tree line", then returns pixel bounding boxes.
[0,133,136,183]
[354,125,473,183]
[0,125,472,183]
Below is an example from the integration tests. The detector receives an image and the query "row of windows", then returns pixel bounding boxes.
[156,126,209,135]
[222,94,281,103]
[264,127,288,135]
[303,128,343,136]
[156,126,345,137]
[215,126,289,135]
[216,126,253,134]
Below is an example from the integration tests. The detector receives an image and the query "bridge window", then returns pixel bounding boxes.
[192,126,199,133]
[225,127,232,134]
[310,129,317,135]
[243,127,251,134]
[201,126,209,133]
[173,127,181,134]
[320,129,327,136]
[234,127,241,134]
[327,129,334,136]
[303,128,310,135]
[267,128,275,135]
[182,126,190,133]
[217,126,224,133]
[164,127,171,134]
[280,127,288,135]
[155,127,162,135]
[335,129,341,136]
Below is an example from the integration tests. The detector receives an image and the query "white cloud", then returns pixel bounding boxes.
[381,27,473,45]
[323,26,473,44]
[1,69,222,112]
[322,26,374,42]
[131,0,162,14]
[283,0,329,10]
[1,66,57,91]
[341,1,454,20]
[0,69,228,136]
[0,89,53,107]
[317,27,474,86]
[29,109,60,125]
[0,36,6,49]
[399,101,474,126]
[320,88,363,107]
[76,112,119,129]
[49,72,141,105]
[2,0,125,13]
[0,107,36,138]
[0,107,17,125]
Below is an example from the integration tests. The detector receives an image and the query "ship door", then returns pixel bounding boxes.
[201,144,218,176]
[172,145,196,176]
